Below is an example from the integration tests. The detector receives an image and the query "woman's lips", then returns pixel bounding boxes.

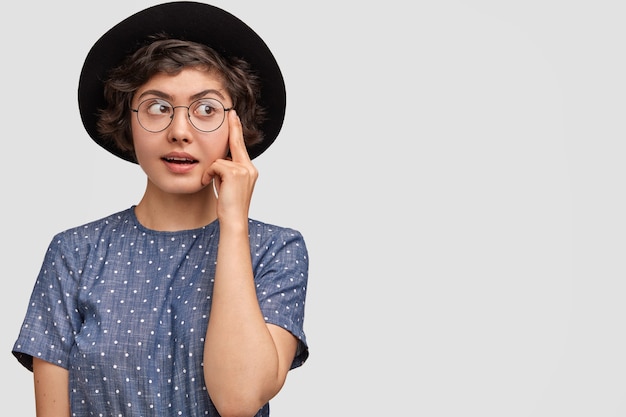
[162,156,198,173]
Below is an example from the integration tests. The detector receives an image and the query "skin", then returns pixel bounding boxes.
[33,67,298,417]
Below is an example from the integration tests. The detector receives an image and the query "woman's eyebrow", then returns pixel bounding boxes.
[137,89,172,101]
[136,89,227,102]
[190,89,226,101]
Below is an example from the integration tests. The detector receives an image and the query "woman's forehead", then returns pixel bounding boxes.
[136,68,229,101]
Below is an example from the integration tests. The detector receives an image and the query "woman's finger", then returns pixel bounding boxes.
[227,110,250,163]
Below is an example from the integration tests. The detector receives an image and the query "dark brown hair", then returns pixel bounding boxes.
[97,35,266,162]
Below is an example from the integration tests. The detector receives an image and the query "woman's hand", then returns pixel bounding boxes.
[202,110,258,226]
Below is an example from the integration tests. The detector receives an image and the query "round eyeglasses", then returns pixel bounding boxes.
[131,97,232,133]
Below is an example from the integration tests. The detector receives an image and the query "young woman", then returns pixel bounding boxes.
[12,3,309,416]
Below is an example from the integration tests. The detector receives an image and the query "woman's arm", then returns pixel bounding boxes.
[204,219,298,416]
[202,111,299,416]
[32,357,70,417]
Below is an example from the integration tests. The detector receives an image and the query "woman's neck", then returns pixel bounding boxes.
[134,182,217,231]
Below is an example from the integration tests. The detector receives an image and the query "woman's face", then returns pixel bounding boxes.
[131,67,231,195]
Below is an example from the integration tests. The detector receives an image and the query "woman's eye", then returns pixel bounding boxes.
[194,100,219,117]
[146,100,172,115]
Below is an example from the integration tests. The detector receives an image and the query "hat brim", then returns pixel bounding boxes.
[78,1,286,162]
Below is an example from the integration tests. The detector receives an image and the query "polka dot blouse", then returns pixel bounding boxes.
[12,207,309,416]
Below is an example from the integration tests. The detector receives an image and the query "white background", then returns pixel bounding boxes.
[2,1,626,415]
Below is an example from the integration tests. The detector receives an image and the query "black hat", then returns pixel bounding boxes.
[78,1,286,162]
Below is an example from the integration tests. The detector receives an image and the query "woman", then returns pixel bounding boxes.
[12,2,309,416]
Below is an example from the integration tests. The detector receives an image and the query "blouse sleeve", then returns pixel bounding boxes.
[250,222,310,369]
[12,233,83,371]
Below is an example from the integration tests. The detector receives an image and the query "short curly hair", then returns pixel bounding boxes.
[97,34,266,162]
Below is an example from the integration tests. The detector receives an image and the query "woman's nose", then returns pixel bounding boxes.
[167,106,194,142]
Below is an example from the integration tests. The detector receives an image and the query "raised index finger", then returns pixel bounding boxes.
[227,109,250,163]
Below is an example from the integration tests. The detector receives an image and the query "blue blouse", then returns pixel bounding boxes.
[12,207,309,416]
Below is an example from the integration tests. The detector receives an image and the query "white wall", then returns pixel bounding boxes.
[2,1,625,415]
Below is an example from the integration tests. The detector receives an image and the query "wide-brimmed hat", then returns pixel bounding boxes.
[78,1,286,162]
